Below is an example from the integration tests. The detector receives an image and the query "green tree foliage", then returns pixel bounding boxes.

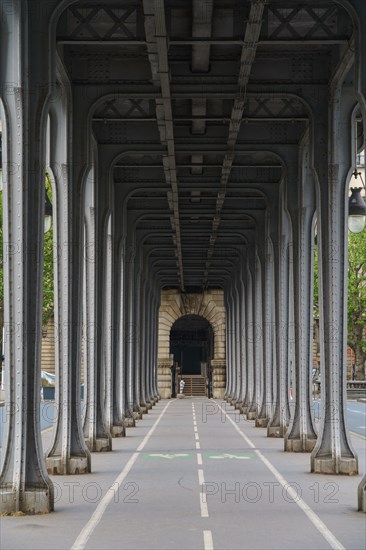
[313,228,366,379]
[0,176,54,344]
[42,174,54,326]
[347,230,366,379]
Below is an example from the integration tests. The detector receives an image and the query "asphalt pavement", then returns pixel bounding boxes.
[0,398,365,550]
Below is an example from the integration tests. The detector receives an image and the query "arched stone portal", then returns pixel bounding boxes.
[170,315,213,397]
[158,290,226,399]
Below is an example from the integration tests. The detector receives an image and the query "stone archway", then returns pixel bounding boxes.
[157,290,226,398]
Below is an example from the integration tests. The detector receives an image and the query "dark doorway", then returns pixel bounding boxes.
[170,315,214,396]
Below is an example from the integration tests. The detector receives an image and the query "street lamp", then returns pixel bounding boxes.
[348,170,366,233]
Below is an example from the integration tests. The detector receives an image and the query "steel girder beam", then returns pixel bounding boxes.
[143,0,185,289]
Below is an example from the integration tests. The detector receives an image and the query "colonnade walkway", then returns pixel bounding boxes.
[1,398,365,550]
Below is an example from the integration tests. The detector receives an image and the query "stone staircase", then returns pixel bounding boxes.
[181,375,207,397]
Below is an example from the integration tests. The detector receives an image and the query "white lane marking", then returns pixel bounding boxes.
[203,530,214,550]
[194,426,198,432]
[71,402,171,550]
[195,432,200,441]
[197,453,203,465]
[193,421,197,427]
[216,402,345,550]
[348,409,366,414]
[198,469,209,518]
[196,441,201,449]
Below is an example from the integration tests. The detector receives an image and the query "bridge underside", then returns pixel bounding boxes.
[0,0,365,517]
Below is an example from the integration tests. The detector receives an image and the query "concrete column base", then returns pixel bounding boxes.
[124,417,136,427]
[0,489,53,515]
[284,436,317,452]
[358,473,366,512]
[246,409,257,420]
[240,405,249,416]
[111,425,126,437]
[133,411,143,420]
[140,405,148,414]
[46,455,90,475]
[311,456,358,475]
[267,425,287,438]
[145,401,153,410]
[234,401,243,410]
[86,437,112,452]
[255,416,269,427]
[177,393,185,399]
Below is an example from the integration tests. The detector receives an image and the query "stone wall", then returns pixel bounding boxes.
[158,290,226,398]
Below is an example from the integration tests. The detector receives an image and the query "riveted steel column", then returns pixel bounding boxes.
[45,76,91,475]
[256,228,274,427]
[83,149,112,452]
[351,0,366,510]
[232,276,242,406]
[242,257,254,415]
[235,265,247,411]
[103,217,113,432]
[144,284,154,405]
[132,256,143,417]
[83,198,96,441]
[285,141,317,451]
[110,190,126,436]
[229,285,236,402]
[247,252,262,420]
[0,2,54,513]
[152,289,160,400]
[139,276,150,411]
[268,191,291,438]
[151,286,159,403]
[225,287,234,401]
[124,237,138,425]
[310,83,358,474]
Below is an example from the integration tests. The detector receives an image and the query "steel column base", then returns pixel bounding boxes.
[46,455,90,475]
[255,416,269,427]
[86,437,112,452]
[111,425,126,437]
[311,456,358,475]
[267,425,287,438]
[284,437,317,452]
[0,489,53,515]
[358,473,366,512]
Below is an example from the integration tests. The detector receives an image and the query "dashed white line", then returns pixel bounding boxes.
[71,401,171,550]
[195,432,200,441]
[196,441,201,449]
[197,453,203,465]
[198,469,209,517]
[194,426,198,432]
[203,530,214,550]
[216,401,345,550]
